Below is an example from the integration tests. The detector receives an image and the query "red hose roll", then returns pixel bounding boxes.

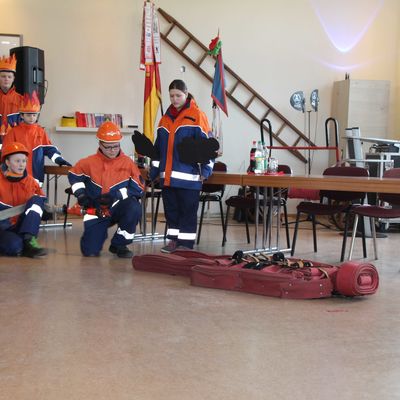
[335,262,379,296]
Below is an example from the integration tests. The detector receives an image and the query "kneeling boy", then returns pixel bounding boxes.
[0,142,47,257]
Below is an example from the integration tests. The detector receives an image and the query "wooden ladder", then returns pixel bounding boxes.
[158,8,315,163]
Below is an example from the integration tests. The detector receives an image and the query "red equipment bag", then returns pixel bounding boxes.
[132,251,231,277]
[191,261,337,299]
[132,250,379,299]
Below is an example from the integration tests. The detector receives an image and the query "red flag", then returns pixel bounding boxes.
[140,1,162,143]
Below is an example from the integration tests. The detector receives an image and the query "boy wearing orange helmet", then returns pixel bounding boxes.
[3,91,71,186]
[0,142,47,257]
[68,122,144,258]
[0,54,23,143]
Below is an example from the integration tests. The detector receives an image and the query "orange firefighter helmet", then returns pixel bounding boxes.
[96,122,122,143]
[1,141,29,162]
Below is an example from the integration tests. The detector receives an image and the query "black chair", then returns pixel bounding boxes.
[222,164,292,247]
[143,180,163,233]
[291,165,369,261]
[196,161,227,244]
[347,167,400,260]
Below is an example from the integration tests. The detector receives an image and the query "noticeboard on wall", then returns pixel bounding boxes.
[0,33,22,57]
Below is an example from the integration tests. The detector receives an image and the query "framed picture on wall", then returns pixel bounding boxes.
[0,33,23,57]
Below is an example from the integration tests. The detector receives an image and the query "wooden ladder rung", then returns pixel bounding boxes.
[229,81,240,95]
[164,23,176,38]
[275,123,286,137]
[292,136,302,146]
[244,95,255,109]
[197,52,208,66]
[261,109,271,119]
[181,37,192,51]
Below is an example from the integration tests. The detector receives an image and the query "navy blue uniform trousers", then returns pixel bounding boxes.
[80,197,141,256]
[0,195,45,256]
[162,187,200,249]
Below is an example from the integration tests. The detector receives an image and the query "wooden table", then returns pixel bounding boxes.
[205,171,244,186]
[45,166,400,249]
[240,173,400,254]
[44,165,71,205]
[46,167,400,194]
[242,173,400,194]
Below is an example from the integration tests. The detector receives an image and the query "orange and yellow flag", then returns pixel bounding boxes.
[140,1,162,143]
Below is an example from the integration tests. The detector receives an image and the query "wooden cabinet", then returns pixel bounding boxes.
[331,79,390,162]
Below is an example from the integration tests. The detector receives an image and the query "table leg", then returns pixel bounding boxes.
[245,185,290,256]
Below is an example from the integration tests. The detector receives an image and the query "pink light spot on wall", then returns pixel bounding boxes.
[315,57,369,71]
[310,0,383,52]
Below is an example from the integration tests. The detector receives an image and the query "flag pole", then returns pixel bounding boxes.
[141,0,162,142]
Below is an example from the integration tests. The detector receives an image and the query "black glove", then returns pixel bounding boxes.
[131,130,159,159]
[56,157,72,167]
[177,137,219,164]
[98,194,113,207]
[77,194,91,208]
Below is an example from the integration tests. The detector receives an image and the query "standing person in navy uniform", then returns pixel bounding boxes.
[0,142,47,258]
[150,79,214,253]
[68,122,144,258]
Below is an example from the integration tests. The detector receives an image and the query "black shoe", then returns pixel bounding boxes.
[22,237,47,258]
[41,209,54,221]
[160,240,178,254]
[109,244,133,258]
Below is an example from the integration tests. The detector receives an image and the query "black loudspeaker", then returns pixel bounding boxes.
[10,46,45,104]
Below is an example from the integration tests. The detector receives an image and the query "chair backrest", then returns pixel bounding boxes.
[321,166,369,202]
[277,164,291,175]
[201,161,227,194]
[380,168,400,205]
[275,164,292,198]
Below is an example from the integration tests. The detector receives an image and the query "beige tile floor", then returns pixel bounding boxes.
[1,217,400,400]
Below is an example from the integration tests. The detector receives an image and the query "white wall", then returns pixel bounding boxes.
[2,0,400,207]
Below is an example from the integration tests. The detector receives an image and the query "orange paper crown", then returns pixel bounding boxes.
[20,91,41,113]
[0,54,17,72]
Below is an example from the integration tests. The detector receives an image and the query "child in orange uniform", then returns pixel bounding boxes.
[68,122,144,258]
[0,142,47,257]
[3,91,71,185]
[0,54,23,145]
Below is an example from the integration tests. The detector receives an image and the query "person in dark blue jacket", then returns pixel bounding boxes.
[150,79,214,252]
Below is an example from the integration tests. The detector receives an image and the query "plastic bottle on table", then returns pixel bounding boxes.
[263,144,269,172]
[249,140,257,173]
[254,141,264,174]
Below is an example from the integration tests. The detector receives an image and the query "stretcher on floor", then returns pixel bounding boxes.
[132,250,379,299]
